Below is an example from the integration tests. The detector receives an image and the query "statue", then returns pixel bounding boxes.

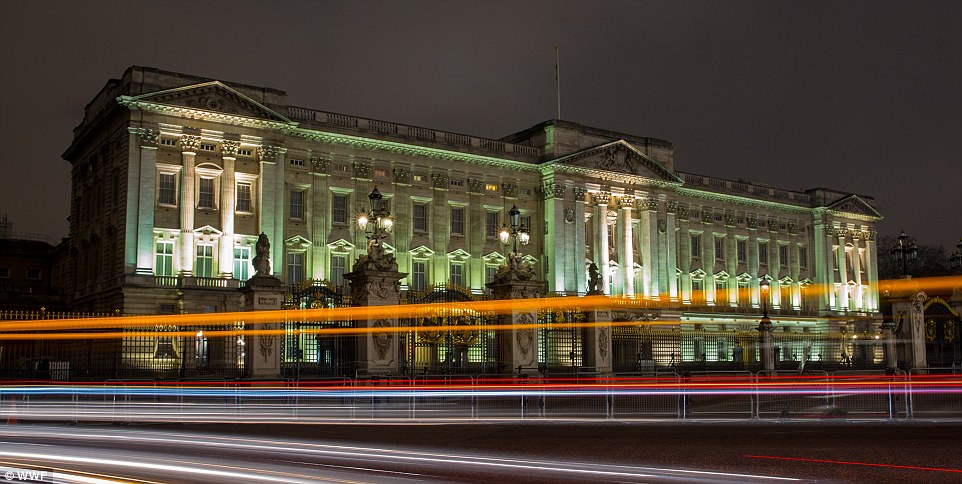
[253,233,271,276]
[587,262,603,294]
[491,252,536,285]
[352,239,399,272]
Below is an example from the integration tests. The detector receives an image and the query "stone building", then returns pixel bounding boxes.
[61,66,884,372]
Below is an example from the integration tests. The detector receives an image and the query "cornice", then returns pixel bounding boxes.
[289,127,540,171]
[117,98,295,131]
[546,164,683,188]
[675,186,812,214]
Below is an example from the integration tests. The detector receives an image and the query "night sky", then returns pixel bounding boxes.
[1,0,959,249]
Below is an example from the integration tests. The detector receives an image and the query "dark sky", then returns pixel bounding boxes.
[1,0,959,249]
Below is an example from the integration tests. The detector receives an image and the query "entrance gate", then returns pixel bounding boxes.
[403,285,495,375]
[283,280,354,378]
[924,297,961,368]
[539,306,586,375]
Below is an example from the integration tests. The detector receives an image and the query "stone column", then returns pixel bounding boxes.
[880,318,898,370]
[572,186,587,295]
[240,272,286,380]
[664,200,679,302]
[219,141,238,277]
[640,197,660,300]
[617,197,634,297]
[894,291,928,370]
[836,231,849,309]
[864,229,879,311]
[179,135,200,275]
[592,192,611,294]
[542,181,567,294]
[344,254,406,375]
[487,264,543,375]
[134,128,159,274]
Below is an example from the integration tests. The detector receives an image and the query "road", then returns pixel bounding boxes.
[2,421,961,483]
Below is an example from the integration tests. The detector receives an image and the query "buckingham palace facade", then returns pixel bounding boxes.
[63,66,882,339]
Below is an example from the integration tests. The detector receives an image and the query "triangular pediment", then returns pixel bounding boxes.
[826,195,882,219]
[550,140,682,183]
[125,81,292,123]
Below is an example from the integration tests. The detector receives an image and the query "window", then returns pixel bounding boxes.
[485,211,499,238]
[413,174,426,182]
[200,143,216,152]
[520,188,532,196]
[450,263,464,286]
[737,239,747,262]
[738,282,749,307]
[691,279,704,304]
[714,237,724,261]
[331,255,346,287]
[374,169,388,178]
[485,266,498,284]
[195,244,214,278]
[290,158,304,167]
[238,148,253,156]
[520,215,531,228]
[158,173,176,205]
[332,194,347,224]
[485,183,499,192]
[160,138,176,146]
[799,247,808,268]
[0,268,9,279]
[759,241,769,264]
[290,191,304,219]
[411,261,426,292]
[413,203,427,232]
[779,245,788,267]
[450,179,464,188]
[25,269,41,280]
[233,247,251,281]
[155,241,174,276]
[715,280,727,305]
[287,252,304,285]
[451,207,464,235]
[236,182,252,212]
[690,234,701,258]
[198,177,215,209]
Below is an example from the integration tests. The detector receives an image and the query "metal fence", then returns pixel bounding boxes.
[2,370,957,423]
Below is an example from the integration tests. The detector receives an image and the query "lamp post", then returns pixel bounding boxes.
[357,187,394,252]
[758,278,774,372]
[499,205,530,258]
[950,238,962,271]
[890,230,919,278]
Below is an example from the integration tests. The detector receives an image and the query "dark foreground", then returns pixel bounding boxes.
[2,421,961,483]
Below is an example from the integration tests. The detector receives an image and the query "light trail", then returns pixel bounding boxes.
[0,426,803,482]
[744,455,962,474]
[1,275,958,337]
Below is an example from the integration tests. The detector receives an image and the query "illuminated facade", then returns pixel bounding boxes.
[64,66,883,360]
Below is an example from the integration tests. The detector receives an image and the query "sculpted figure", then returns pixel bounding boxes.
[253,233,271,276]
[587,262,603,294]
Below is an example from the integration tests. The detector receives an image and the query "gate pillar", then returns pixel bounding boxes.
[345,269,406,376]
[583,304,613,374]
[487,267,543,376]
[240,274,285,379]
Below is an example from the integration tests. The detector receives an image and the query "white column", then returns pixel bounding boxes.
[219,141,238,277]
[133,128,157,274]
[665,201,678,301]
[640,197,660,300]
[618,197,634,297]
[258,145,278,276]
[573,187,587,295]
[837,232,848,309]
[864,229,879,311]
[592,192,611,294]
[179,135,200,275]
[544,181,567,294]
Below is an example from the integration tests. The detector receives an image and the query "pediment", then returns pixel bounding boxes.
[285,235,312,249]
[125,81,291,123]
[551,140,682,183]
[826,195,882,219]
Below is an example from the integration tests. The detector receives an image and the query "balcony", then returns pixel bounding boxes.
[123,274,241,290]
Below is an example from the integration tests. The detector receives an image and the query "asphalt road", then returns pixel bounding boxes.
[2,421,961,483]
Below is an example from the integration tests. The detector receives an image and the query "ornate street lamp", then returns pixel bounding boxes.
[890,230,919,277]
[357,187,394,251]
[498,205,530,257]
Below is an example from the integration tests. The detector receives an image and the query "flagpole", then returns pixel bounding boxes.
[555,46,561,120]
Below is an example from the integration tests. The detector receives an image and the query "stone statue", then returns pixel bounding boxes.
[352,239,399,272]
[587,262,603,294]
[491,252,536,285]
[253,233,271,276]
